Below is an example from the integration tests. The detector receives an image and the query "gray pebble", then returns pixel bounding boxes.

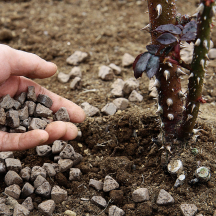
[66,51,88,66]
[98,65,114,81]
[0,203,11,216]
[54,107,70,122]
[37,94,53,108]
[109,205,125,216]
[156,189,174,205]
[15,92,26,105]
[5,158,22,173]
[51,185,68,204]
[103,175,119,192]
[31,166,46,181]
[21,182,34,198]
[113,98,129,110]
[122,78,139,95]
[0,108,6,125]
[35,181,52,198]
[180,204,198,216]
[89,179,104,191]
[9,126,26,133]
[101,103,117,115]
[24,101,36,116]
[122,53,135,67]
[132,188,150,202]
[91,196,107,208]
[20,167,31,181]
[4,170,23,186]
[35,103,53,118]
[34,175,47,189]
[18,106,29,121]
[38,200,55,216]
[5,184,21,200]
[60,144,76,159]
[22,197,34,212]
[0,162,6,173]
[69,168,82,181]
[0,151,14,162]
[69,66,82,78]
[57,72,70,83]
[43,163,56,177]
[28,118,47,130]
[52,140,67,154]
[70,77,82,90]
[128,90,143,102]
[27,86,37,102]
[13,203,30,216]
[58,159,73,172]
[6,110,20,128]
[81,102,100,117]
[36,145,52,157]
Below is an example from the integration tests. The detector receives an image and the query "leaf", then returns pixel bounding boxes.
[182,20,197,35]
[133,52,152,79]
[156,33,177,45]
[155,24,182,35]
[180,32,196,41]
[146,55,160,78]
[146,45,160,55]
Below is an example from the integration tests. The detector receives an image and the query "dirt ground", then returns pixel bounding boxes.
[1,0,216,215]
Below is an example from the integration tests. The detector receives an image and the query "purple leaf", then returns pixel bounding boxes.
[180,32,196,41]
[146,45,160,55]
[146,55,160,79]
[156,33,177,45]
[155,24,182,35]
[182,20,197,35]
[133,52,152,79]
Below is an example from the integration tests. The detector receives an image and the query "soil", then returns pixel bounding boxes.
[1,0,216,215]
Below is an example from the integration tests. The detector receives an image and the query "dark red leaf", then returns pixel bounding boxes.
[146,55,160,79]
[155,24,182,35]
[182,20,197,35]
[156,33,177,45]
[146,45,160,55]
[133,52,152,79]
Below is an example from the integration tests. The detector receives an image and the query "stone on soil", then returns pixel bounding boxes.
[15,92,26,105]
[20,167,31,181]
[52,140,67,154]
[111,79,125,90]
[89,179,104,191]
[91,196,107,208]
[60,144,76,159]
[113,98,129,110]
[6,110,20,128]
[69,66,82,78]
[4,184,21,200]
[21,183,34,198]
[70,77,82,90]
[5,158,22,173]
[209,48,216,59]
[98,65,114,81]
[132,188,150,202]
[35,103,53,118]
[34,175,47,188]
[22,197,34,211]
[180,204,198,216]
[72,152,83,166]
[156,189,174,205]
[0,162,6,173]
[0,203,11,216]
[103,175,119,192]
[109,205,125,216]
[28,118,47,130]
[81,102,100,117]
[128,90,143,102]
[66,51,88,65]
[122,78,139,95]
[35,181,51,198]
[69,168,82,181]
[54,107,70,122]
[51,185,68,204]
[58,72,70,83]
[36,145,52,157]
[37,94,53,108]
[9,126,26,133]
[13,204,30,216]
[122,53,135,67]
[64,210,77,216]
[43,163,56,177]
[4,170,23,186]
[101,103,117,115]
[38,200,55,216]
[0,151,14,161]
[31,166,46,181]
[58,159,73,172]
[109,63,121,75]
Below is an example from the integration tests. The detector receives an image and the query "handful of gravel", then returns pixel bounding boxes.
[0,86,70,133]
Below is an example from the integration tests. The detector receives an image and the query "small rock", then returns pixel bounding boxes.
[5,184,21,200]
[0,203,11,216]
[15,92,26,105]
[0,94,18,110]
[149,87,158,98]
[123,78,139,95]
[209,48,216,59]
[103,175,119,192]
[101,103,117,115]
[111,87,124,97]
[122,53,135,67]
[9,126,26,133]
[109,205,125,216]
[0,28,13,41]
[89,179,104,191]
[91,196,107,208]
[43,163,56,177]
[64,210,77,216]
[0,152,14,161]
[31,166,46,181]
[60,144,76,159]
[109,63,121,75]
[69,66,82,78]
[5,158,22,173]
[0,108,6,125]
[128,90,143,102]
[66,51,88,65]
[18,106,29,121]
[36,145,52,157]
[52,163,61,173]
[21,182,34,198]
[20,167,31,181]
[6,110,20,128]
[156,189,174,205]
[37,94,53,108]
[5,196,19,208]
[111,79,125,89]
[13,204,30,216]
[113,98,129,110]
[98,65,114,81]
[35,181,51,198]
[54,107,70,122]
[81,102,100,117]
[52,140,67,154]
[70,77,82,90]
[180,204,198,216]
[22,197,34,212]
[28,118,47,130]
[34,175,47,188]
[25,101,36,116]
[27,86,37,102]
[167,159,183,175]
[38,200,55,216]
[69,168,82,181]
[35,103,53,118]
[0,162,6,173]
[58,159,73,172]
[51,185,68,204]
[4,170,23,186]
[72,152,83,166]
[132,188,150,202]
[58,72,70,83]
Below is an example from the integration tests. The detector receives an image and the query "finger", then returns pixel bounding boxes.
[16,77,86,123]
[0,130,49,151]
[0,44,57,80]
[44,121,78,144]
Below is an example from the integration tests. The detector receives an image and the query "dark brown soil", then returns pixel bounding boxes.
[1,0,216,215]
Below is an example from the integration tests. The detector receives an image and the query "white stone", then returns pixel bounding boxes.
[34,175,47,188]
[60,144,76,160]
[111,87,124,97]
[0,203,11,215]
[0,151,13,162]
[20,167,31,181]
[132,188,150,202]
[156,189,174,205]
[111,79,125,89]
[31,166,46,181]
[69,168,82,181]
[57,72,70,83]
[103,175,119,192]
[122,53,135,67]
[51,185,68,204]
[123,78,139,94]
[58,159,73,172]
[89,179,104,191]
[81,102,100,117]
[70,77,81,90]
[64,210,77,216]
[21,182,34,198]
[128,90,143,102]
[38,200,55,216]
[113,98,129,110]
[5,158,22,173]
[36,145,52,157]
[22,197,34,211]
[149,87,158,98]
[91,196,107,208]
[5,184,21,200]
[109,205,125,216]
[0,162,6,173]
[98,65,114,81]
[43,163,56,177]
[52,140,67,154]
[66,51,88,65]
[208,48,216,59]
[13,204,30,216]
[4,170,23,186]
[109,63,122,75]
[35,181,51,198]
[69,66,82,78]
[180,204,198,216]
[101,103,117,115]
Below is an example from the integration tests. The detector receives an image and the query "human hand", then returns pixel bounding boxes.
[0,44,86,151]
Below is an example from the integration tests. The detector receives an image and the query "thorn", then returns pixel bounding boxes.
[191,104,196,112]
[167,114,174,121]
[176,68,186,77]
[166,98,173,107]
[163,70,170,80]
[178,91,185,99]
[186,114,193,121]
[205,53,209,60]
[189,73,194,78]
[195,38,201,46]
[156,4,162,19]
[161,122,164,128]
[200,59,205,69]
[197,77,200,85]
[156,105,163,114]
[196,3,204,15]
[152,79,160,88]
[166,0,169,3]
[210,6,216,17]
[141,24,151,32]
[203,40,208,50]
[168,62,173,67]
[166,146,172,153]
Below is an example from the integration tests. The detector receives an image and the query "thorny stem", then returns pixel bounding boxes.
[178,1,215,138]
[147,0,183,142]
